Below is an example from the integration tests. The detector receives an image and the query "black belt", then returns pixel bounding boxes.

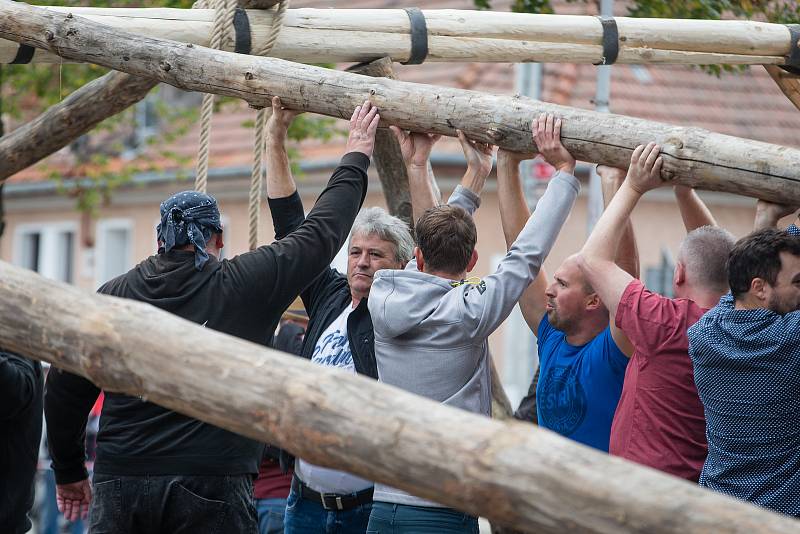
[291,475,373,511]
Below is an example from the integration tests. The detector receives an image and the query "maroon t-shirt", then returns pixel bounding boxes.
[610,280,708,481]
[253,456,293,500]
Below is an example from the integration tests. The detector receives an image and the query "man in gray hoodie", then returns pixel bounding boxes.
[366,116,581,534]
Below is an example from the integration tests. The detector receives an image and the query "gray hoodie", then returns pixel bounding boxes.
[368,172,581,507]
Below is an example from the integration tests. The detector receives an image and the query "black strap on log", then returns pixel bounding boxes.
[10,44,35,65]
[594,16,619,66]
[233,8,252,55]
[781,24,800,76]
[402,7,429,65]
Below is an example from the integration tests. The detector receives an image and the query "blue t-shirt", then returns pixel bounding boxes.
[536,314,628,451]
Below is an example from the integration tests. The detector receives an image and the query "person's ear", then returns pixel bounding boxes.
[414,246,425,272]
[585,292,602,311]
[751,278,767,301]
[674,262,686,287]
[214,233,225,251]
[466,249,479,273]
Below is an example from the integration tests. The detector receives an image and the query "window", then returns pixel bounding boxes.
[96,219,133,287]
[13,223,77,284]
[645,247,675,297]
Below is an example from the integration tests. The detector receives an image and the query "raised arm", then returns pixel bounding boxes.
[597,165,640,279]
[233,101,378,312]
[495,113,576,331]
[753,199,800,231]
[390,126,442,224]
[266,97,305,239]
[674,185,717,232]
[578,143,664,356]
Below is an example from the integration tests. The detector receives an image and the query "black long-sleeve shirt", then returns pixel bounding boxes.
[0,351,43,534]
[45,152,370,484]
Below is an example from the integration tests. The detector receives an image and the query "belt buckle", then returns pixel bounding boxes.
[320,493,344,511]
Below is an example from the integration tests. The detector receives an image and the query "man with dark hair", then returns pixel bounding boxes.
[366,120,581,533]
[688,224,800,516]
[0,350,43,534]
[44,101,380,533]
[577,142,734,481]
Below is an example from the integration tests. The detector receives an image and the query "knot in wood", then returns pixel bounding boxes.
[123,56,130,62]
[244,72,255,81]
[369,88,377,95]
[45,30,55,41]
[159,61,172,72]
[187,43,194,48]
[66,12,73,19]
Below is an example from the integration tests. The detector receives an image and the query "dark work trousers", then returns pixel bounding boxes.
[88,473,258,534]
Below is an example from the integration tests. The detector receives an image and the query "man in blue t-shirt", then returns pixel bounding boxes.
[497,113,633,451]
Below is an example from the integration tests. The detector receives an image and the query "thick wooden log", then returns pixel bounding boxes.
[0,6,793,65]
[1,260,798,534]
[1,0,799,205]
[0,70,157,181]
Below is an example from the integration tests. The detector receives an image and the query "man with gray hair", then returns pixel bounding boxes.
[265,97,492,533]
[577,142,735,481]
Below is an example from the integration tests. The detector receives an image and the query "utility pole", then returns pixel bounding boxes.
[586,0,614,233]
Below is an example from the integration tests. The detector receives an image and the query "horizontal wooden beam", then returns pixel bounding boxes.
[1,260,798,533]
[1,0,799,205]
[0,5,792,65]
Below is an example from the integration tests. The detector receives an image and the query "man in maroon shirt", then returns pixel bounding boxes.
[576,143,734,481]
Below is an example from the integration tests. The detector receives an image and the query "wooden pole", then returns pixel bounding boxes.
[0,71,157,181]
[1,259,798,534]
[0,6,794,66]
[2,0,798,203]
[765,66,800,112]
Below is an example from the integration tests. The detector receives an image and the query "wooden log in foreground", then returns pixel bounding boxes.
[0,71,157,181]
[0,6,794,66]
[1,260,798,534]
[2,0,799,204]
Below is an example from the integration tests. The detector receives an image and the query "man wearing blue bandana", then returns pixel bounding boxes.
[43,101,380,533]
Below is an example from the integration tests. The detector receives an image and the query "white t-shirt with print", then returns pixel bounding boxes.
[295,305,372,494]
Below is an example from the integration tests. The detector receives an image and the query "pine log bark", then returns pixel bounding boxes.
[0,6,792,66]
[1,259,799,534]
[1,0,799,205]
[765,66,800,112]
[0,70,157,181]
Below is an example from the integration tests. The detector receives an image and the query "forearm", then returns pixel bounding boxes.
[675,186,716,231]
[496,156,531,250]
[266,139,297,199]
[407,163,441,224]
[44,369,100,484]
[460,166,488,197]
[600,174,639,278]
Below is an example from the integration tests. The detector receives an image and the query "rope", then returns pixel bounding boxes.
[193,0,237,193]
[248,0,289,250]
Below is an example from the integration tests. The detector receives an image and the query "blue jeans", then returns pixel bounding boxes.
[89,473,257,534]
[256,498,287,534]
[283,485,372,534]
[366,502,478,534]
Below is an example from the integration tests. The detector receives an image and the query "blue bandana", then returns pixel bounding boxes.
[156,190,222,270]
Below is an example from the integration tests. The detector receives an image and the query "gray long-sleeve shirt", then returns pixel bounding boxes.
[368,172,580,507]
